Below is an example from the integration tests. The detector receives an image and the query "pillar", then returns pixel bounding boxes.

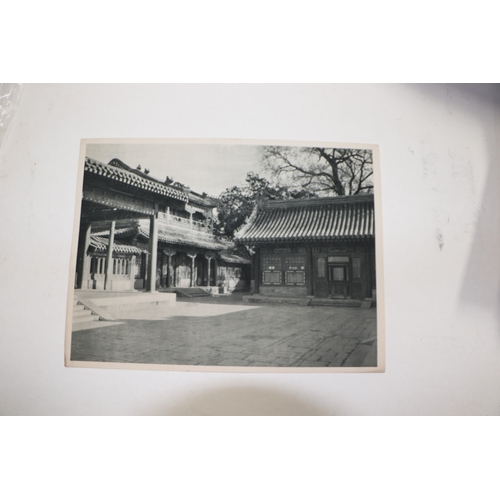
[187,252,197,287]
[80,223,92,289]
[213,258,219,288]
[143,253,149,289]
[104,221,115,291]
[160,253,167,287]
[306,246,313,296]
[147,212,159,292]
[206,256,212,287]
[164,249,176,287]
[253,248,260,294]
[130,255,136,289]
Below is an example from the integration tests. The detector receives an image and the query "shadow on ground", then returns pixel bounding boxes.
[166,385,328,416]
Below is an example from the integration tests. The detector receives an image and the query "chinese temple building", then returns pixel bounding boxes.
[76,157,249,294]
[234,194,375,302]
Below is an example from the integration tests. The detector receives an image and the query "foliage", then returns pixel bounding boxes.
[260,146,374,196]
[214,172,315,238]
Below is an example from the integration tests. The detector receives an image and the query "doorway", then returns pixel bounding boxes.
[328,263,350,298]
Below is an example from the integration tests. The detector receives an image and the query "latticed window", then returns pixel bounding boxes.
[263,271,282,284]
[284,255,305,270]
[286,271,305,285]
[262,256,282,271]
[262,253,306,286]
[328,256,349,264]
[262,256,282,284]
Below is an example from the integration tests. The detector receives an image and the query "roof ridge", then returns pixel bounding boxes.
[261,193,374,209]
[235,195,375,244]
[88,157,220,207]
[84,157,189,203]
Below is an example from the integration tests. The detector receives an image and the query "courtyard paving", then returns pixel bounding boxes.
[70,293,378,368]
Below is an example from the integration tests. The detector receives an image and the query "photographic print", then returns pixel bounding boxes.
[65,139,384,372]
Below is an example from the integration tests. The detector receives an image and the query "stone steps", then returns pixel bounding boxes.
[173,287,213,298]
[72,299,101,330]
[73,308,95,318]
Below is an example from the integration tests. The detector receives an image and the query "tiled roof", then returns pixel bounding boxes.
[89,235,144,255]
[91,227,138,239]
[92,220,248,262]
[85,157,189,202]
[137,218,231,252]
[187,191,218,209]
[235,194,375,245]
[218,253,251,265]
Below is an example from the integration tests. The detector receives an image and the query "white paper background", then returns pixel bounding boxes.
[1,83,499,415]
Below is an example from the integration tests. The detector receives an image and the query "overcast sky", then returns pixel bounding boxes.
[85,142,264,196]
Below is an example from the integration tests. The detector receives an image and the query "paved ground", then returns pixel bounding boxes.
[70,293,377,368]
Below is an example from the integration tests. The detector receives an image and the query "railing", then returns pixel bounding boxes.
[158,213,212,233]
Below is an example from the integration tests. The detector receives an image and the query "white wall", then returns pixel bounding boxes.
[1,83,499,415]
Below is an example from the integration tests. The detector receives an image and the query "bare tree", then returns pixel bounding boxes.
[260,146,373,196]
[214,172,315,238]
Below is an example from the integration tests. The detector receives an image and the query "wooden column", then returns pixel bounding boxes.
[80,223,92,289]
[306,246,313,296]
[206,256,212,287]
[130,255,136,289]
[213,258,218,288]
[164,249,176,287]
[147,212,159,292]
[172,255,176,287]
[187,252,197,287]
[104,221,115,291]
[166,254,172,287]
[143,253,149,289]
[254,248,260,294]
[160,253,167,288]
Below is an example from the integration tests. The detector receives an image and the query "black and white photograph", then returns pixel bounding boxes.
[4,81,500,420]
[66,139,383,371]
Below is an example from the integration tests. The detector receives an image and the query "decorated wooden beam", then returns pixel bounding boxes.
[83,185,156,216]
[81,208,147,224]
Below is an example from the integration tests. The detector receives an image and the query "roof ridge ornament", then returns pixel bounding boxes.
[84,156,189,203]
[234,203,259,239]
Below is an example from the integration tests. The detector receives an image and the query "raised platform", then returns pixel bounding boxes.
[242,294,372,308]
[74,290,176,320]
